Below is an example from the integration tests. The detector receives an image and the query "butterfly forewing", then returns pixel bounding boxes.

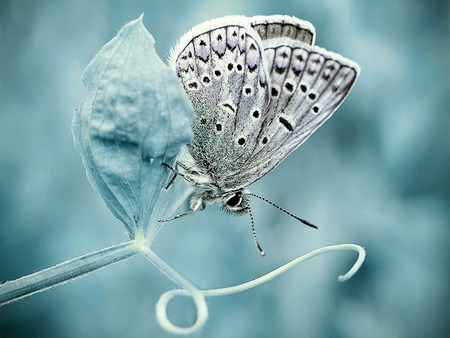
[173,18,271,186]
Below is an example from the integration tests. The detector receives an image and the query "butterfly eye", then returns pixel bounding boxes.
[226,193,242,207]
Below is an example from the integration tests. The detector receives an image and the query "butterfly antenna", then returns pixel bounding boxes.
[248,193,318,229]
[248,204,265,256]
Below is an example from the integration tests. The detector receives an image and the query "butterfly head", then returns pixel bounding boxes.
[220,189,249,216]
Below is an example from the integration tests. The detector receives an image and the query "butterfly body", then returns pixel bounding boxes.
[167,15,360,219]
[169,158,249,216]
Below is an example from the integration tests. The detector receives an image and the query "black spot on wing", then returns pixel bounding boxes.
[222,102,235,113]
[285,82,294,92]
[248,64,258,72]
[279,116,293,131]
[188,82,198,89]
[275,66,285,74]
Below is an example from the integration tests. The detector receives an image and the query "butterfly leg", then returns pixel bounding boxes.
[164,171,177,189]
[158,209,196,222]
[175,160,190,171]
[162,162,201,188]
[158,197,204,222]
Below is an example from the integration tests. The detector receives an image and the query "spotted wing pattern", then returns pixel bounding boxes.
[171,17,271,189]
[171,16,360,191]
[231,38,360,188]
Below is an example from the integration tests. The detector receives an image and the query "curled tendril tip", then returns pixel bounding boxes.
[146,243,365,334]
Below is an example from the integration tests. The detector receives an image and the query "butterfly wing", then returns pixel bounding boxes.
[170,17,271,189]
[171,16,360,191]
[228,39,360,188]
[249,15,316,47]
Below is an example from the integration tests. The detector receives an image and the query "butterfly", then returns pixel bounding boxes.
[163,15,360,253]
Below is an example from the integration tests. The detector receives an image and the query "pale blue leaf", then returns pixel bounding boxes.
[73,15,194,239]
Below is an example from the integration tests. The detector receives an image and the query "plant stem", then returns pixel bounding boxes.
[154,243,365,305]
[140,246,209,335]
[202,243,366,296]
[0,241,138,306]
[151,244,365,334]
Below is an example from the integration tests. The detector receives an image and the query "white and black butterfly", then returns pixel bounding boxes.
[163,15,360,253]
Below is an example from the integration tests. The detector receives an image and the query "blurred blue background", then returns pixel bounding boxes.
[0,0,448,337]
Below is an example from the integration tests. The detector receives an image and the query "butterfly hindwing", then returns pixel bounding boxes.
[249,15,316,47]
[232,41,360,187]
